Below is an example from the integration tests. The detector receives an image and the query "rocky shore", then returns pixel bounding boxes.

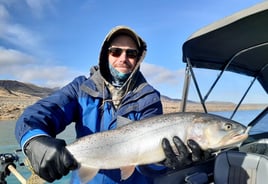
[0,80,50,120]
[162,100,267,114]
[0,95,266,120]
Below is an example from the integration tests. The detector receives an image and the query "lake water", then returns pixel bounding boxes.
[0,109,264,183]
[0,122,76,184]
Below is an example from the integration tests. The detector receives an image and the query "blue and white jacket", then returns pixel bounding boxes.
[15,26,163,184]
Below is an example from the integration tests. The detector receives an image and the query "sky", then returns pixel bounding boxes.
[0,0,267,104]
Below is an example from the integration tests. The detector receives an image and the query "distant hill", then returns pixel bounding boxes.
[161,95,199,104]
[161,95,181,102]
[0,80,266,120]
[0,80,55,98]
[0,81,184,102]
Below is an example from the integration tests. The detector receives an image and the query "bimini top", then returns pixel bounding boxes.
[182,1,268,93]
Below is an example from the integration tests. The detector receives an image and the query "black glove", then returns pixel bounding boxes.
[187,139,213,162]
[24,136,79,182]
[162,136,213,169]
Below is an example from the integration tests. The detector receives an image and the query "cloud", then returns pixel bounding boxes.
[0,24,42,51]
[141,62,184,86]
[0,47,35,66]
[0,3,43,54]
[0,62,82,88]
[0,4,10,21]
[25,0,57,18]
[15,65,81,87]
[0,1,83,88]
[140,62,185,98]
[0,47,82,88]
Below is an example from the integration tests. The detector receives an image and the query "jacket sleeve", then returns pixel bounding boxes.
[15,76,87,148]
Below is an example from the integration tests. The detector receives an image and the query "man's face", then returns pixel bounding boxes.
[108,35,138,74]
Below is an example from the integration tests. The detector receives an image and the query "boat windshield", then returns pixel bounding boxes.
[184,66,267,126]
[248,107,268,136]
[180,1,268,135]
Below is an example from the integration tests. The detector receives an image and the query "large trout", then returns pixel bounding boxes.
[66,112,248,182]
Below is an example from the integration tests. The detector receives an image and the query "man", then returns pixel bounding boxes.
[15,26,203,184]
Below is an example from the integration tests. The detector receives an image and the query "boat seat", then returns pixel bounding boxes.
[239,138,268,156]
[214,151,268,184]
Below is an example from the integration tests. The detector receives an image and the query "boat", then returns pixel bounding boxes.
[154,1,268,183]
[1,1,268,184]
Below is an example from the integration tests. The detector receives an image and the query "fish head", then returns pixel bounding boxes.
[188,114,248,151]
[204,121,248,150]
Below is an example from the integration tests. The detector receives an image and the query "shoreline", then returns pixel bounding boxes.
[0,97,40,120]
[1,97,266,120]
[162,101,267,114]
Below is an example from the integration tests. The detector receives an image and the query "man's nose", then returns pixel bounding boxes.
[118,51,128,61]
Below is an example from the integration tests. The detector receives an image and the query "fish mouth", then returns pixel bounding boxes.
[210,131,248,151]
[232,133,248,141]
[228,129,248,141]
[222,131,248,148]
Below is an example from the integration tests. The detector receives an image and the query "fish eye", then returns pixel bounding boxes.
[224,123,232,131]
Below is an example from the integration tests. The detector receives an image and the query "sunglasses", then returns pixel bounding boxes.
[108,47,138,59]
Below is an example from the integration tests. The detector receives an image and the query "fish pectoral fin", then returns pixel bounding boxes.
[78,165,99,184]
[120,166,135,180]
[117,116,133,127]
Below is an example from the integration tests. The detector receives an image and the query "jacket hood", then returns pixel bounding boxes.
[98,26,147,82]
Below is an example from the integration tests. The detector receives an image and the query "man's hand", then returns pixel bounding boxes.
[161,136,213,169]
[187,139,213,162]
[24,136,79,182]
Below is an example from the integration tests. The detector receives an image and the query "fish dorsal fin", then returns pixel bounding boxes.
[117,116,133,128]
[120,166,135,180]
[78,165,99,184]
